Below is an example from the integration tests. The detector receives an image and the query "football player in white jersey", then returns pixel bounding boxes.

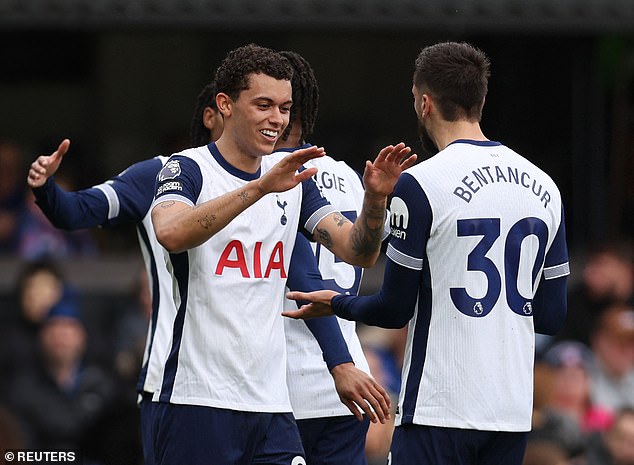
[150,44,416,465]
[25,82,224,465]
[27,79,382,465]
[275,50,379,465]
[285,41,570,465]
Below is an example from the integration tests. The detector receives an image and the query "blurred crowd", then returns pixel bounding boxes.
[0,137,633,465]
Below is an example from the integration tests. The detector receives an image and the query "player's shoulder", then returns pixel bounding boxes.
[114,155,167,181]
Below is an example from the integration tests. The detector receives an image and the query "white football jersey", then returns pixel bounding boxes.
[90,155,177,397]
[283,153,372,419]
[387,140,569,431]
[151,143,334,412]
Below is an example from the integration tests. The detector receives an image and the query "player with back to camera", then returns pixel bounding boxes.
[150,43,416,465]
[284,41,570,465]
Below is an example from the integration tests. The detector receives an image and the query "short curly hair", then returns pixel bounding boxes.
[214,43,293,102]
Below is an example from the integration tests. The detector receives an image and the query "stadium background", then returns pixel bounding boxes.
[0,0,632,300]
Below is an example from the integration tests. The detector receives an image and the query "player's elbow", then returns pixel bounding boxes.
[154,228,187,254]
[152,217,186,253]
[348,250,380,268]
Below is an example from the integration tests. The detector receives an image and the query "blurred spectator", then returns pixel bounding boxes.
[113,267,151,388]
[523,439,571,465]
[363,343,397,465]
[571,407,634,465]
[541,341,613,434]
[6,296,122,464]
[588,304,634,411]
[559,241,634,346]
[358,325,406,396]
[0,138,28,254]
[0,258,66,398]
[3,295,140,465]
[358,326,407,465]
[531,352,585,459]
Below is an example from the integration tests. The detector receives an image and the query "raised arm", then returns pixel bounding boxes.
[312,143,417,267]
[152,146,325,253]
[27,139,69,189]
[28,139,159,229]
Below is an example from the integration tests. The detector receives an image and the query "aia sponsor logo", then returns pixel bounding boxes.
[215,240,287,278]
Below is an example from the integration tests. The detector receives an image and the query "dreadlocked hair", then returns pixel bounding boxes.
[189,81,218,147]
[214,44,293,102]
[278,51,319,143]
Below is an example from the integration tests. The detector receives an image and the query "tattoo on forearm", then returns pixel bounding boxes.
[332,212,347,227]
[239,191,250,203]
[198,213,217,230]
[159,201,175,209]
[352,204,385,257]
[316,228,333,249]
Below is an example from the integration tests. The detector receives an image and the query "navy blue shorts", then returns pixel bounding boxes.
[389,424,528,465]
[139,393,156,465]
[297,415,370,465]
[151,402,306,465]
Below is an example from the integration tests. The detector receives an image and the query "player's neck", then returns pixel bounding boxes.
[215,134,265,174]
[434,120,487,151]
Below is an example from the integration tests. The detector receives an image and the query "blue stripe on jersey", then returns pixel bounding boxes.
[400,248,433,424]
[299,175,333,236]
[135,222,161,394]
[274,143,312,153]
[94,183,120,219]
[159,251,190,402]
[448,139,503,148]
[208,142,261,181]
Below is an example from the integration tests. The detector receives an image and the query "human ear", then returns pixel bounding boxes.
[216,93,232,117]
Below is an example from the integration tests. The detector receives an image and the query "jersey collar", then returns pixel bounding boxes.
[207,142,262,181]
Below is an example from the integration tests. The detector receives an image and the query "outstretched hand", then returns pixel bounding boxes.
[257,145,325,195]
[363,142,417,197]
[283,290,339,320]
[330,362,391,424]
[27,139,70,188]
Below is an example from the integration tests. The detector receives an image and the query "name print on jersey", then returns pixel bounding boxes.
[215,240,287,278]
[313,170,347,194]
[453,164,552,207]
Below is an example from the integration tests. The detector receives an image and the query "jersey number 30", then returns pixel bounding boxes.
[450,217,547,318]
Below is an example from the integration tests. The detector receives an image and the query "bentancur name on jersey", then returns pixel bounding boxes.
[389,162,553,241]
[452,163,552,208]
